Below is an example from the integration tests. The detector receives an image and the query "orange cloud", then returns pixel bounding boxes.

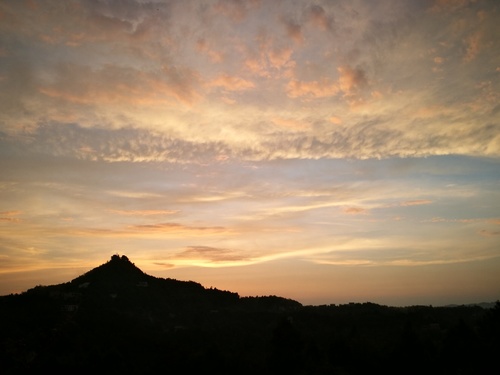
[38,64,201,107]
[286,78,339,99]
[0,210,22,216]
[130,222,227,234]
[338,65,368,96]
[0,211,22,223]
[68,222,230,238]
[268,46,294,70]
[175,246,250,263]
[244,57,269,77]
[209,74,255,91]
[109,209,179,216]
[400,200,433,206]
[342,207,369,215]
[0,217,22,223]
[282,18,303,44]
[329,116,342,125]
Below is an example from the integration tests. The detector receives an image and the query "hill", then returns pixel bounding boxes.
[1,255,498,374]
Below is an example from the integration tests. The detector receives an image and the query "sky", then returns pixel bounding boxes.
[0,0,499,307]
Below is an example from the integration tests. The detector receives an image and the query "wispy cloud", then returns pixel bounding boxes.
[400,200,433,206]
[342,207,369,215]
[175,246,251,263]
[478,229,500,237]
[109,209,179,216]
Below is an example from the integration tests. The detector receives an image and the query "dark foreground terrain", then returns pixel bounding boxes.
[1,255,499,374]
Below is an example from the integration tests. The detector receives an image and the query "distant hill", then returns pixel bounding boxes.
[12,254,302,315]
[444,301,497,309]
[1,255,498,375]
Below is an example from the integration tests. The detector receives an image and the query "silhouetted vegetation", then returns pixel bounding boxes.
[1,255,498,374]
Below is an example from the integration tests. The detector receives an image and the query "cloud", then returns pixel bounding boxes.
[478,229,500,237]
[271,117,311,132]
[430,0,471,13]
[38,63,201,107]
[286,65,368,101]
[0,210,22,216]
[282,17,303,44]
[152,262,175,269]
[213,0,260,22]
[337,65,368,96]
[1,0,165,47]
[20,123,233,163]
[307,5,333,31]
[463,31,482,62]
[329,116,343,125]
[2,0,500,162]
[400,200,433,206]
[175,245,250,263]
[342,207,369,215]
[0,210,22,223]
[433,56,444,64]
[196,38,225,63]
[268,46,294,70]
[109,209,179,216]
[423,217,482,224]
[286,78,339,99]
[209,74,255,91]
[0,217,22,223]
[130,222,227,235]
[65,222,229,239]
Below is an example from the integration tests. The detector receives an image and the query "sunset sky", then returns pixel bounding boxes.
[1,0,499,306]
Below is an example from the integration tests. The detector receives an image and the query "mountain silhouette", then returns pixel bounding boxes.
[25,254,302,316]
[1,255,498,374]
[73,254,148,285]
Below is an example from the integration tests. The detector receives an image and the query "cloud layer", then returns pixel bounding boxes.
[0,0,499,162]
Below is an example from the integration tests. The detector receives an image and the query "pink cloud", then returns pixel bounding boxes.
[209,74,255,91]
[338,65,368,96]
[268,46,294,70]
[286,78,339,99]
[272,117,311,131]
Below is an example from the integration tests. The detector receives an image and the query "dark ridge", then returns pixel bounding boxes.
[1,255,498,375]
